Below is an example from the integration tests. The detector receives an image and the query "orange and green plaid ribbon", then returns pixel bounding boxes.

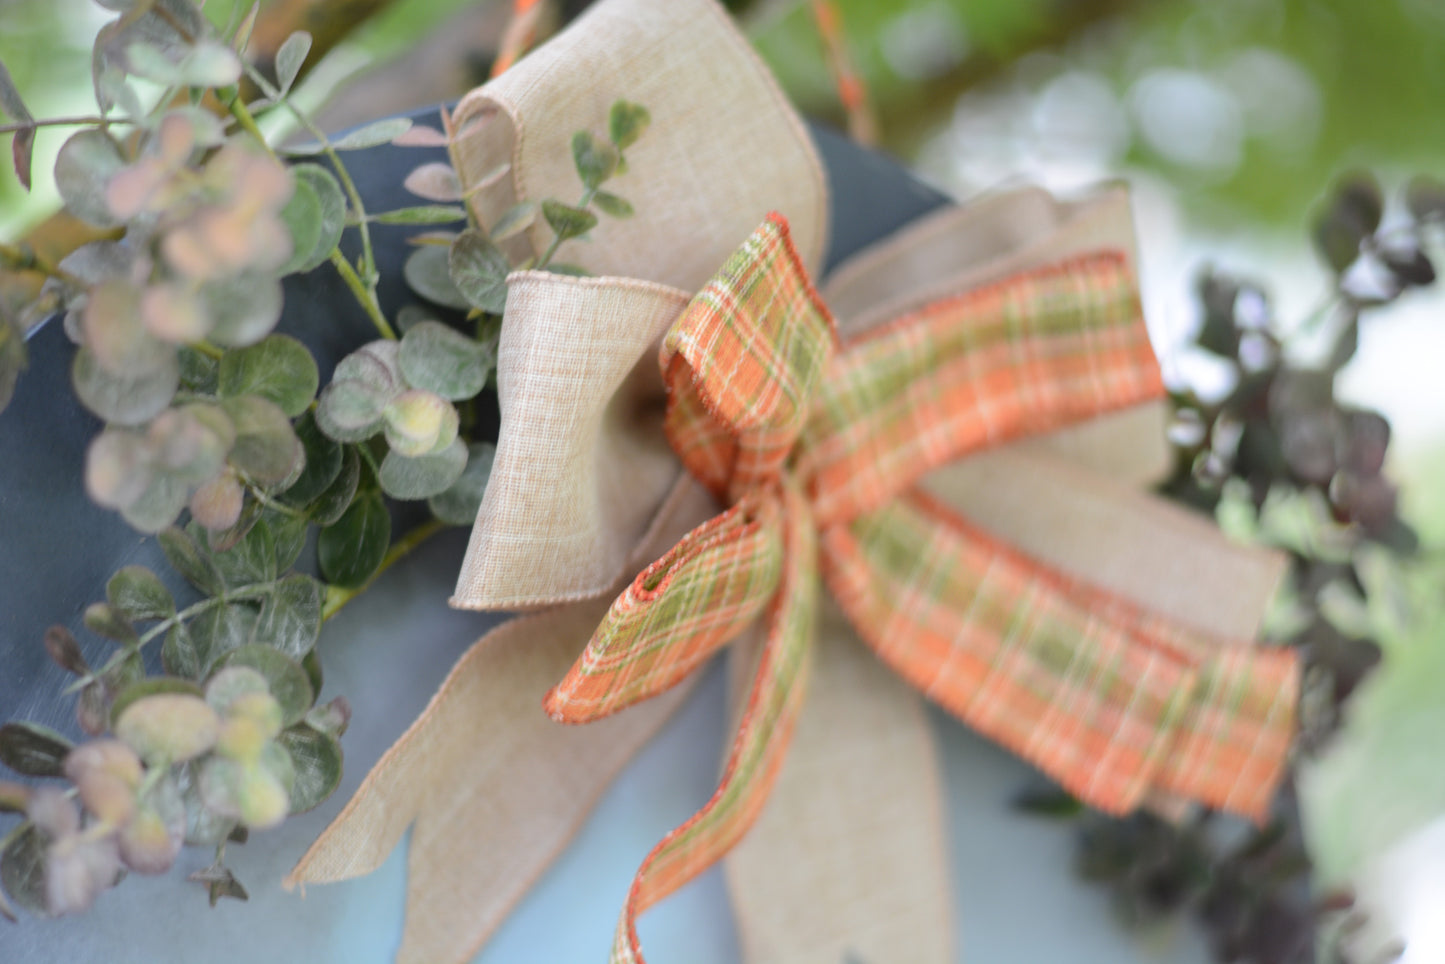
[543,213,1299,964]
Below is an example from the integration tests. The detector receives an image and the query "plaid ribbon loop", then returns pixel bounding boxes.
[543,214,1300,964]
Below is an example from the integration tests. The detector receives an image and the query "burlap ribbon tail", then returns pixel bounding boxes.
[287,2,1298,962]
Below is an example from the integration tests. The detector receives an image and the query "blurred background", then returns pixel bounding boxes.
[3,1,1444,961]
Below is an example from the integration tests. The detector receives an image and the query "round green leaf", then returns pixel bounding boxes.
[54,130,125,227]
[571,131,617,191]
[315,379,388,443]
[541,199,597,243]
[189,602,259,675]
[277,725,342,814]
[218,335,319,418]
[448,230,510,314]
[490,201,538,241]
[317,492,390,588]
[403,163,462,203]
[222,395,304,486]
[1,823,48,918]
[428,441,495,525]
[158,525,225,594]
[379,438,467,500]
[107,565,174,621]
[592,190,634,219]
[72,345,178,426]
[608,100,650,151]
[283,412,342,507]
[398,321,490,401]
[202,275,283,348]
[403,245,469,310]
[119,472,188,533]
[252,573,323,661]
[83,601,137,642]
[201,515,277,587]
[217,644,314,727]
[279,164,345,275]
[114,693,220,763]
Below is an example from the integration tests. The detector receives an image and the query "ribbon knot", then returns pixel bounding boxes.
[540,214,1299,964]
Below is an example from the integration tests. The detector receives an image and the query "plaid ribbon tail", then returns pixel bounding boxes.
[822,489,1298,820]
[611,478,818,964]
[546,491,785,723]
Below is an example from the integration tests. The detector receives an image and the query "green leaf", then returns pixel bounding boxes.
[278,725,343,814]
[201,516,276,586]
[251,574,323,661]
[202,275,283,348]
[222,395,305,486]
[218,335,319,418]
[278,164,346,275]
[1,824,48,918]
[546,263,591,277]
[0,722,73,777]
[607,100,650,151]
[72,344,179,427]
[274,30,311,94]
[373,205,466,225]
[284,118,413,155]
[281,412,342,507]
[379,438,467,500]
[591,190,634,219]
[301,650,324,697]
[126,40,242,88]
[571,131,617,191]
[162,621,200,678]
[217,645,314,727]
[201,495,261,553]
[107,566,175,621]
[0,58,33,126]
[120,472,189,534]
[115,692,220,763]
[190,602,259,673]
[305,696,349,738]
[178,345,219,394]
[11,125,34,192]
[315,379,389,443]
[310,446,360,527]
[54,130,124,227]
[428,441,495,525]
[109,677,205,728]
[398,321,491,401]
[491,201,537,241]
[266,509,309,573]
[403,245,469,311]
[542,200,598,243]
[159,525,225,595]
[448,230,509,314]
[43,626,89,676]
[83,601,138,643]
[0,59,34,192]
[318,492,390,588]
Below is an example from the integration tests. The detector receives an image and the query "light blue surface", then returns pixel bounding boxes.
[0,528,1213,963]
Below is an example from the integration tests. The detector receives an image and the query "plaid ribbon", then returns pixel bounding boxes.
[543,213,1299,964]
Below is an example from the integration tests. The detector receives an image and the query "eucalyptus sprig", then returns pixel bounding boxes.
[0,0,648,922]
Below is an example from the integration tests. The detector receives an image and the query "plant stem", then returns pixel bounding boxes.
[321,519,444,621]
[224,91,267,145]
[189,340,226,361]
[536,187,595,269]
[0,241,84,287]
[330,251,396,339]
[0,116,121,135]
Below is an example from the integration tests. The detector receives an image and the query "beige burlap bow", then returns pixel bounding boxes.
[288,1,1291,960]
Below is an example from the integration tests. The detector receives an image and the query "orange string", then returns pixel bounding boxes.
[492,0,548,78]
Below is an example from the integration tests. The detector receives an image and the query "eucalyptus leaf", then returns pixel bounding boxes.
[403,163,462,203]
[72,344,178,427]
[309,446,360,527]
[491,201,538,241]
[0,59,32,125]
[218,644,314,727]
[44,626,89,677]
[428,441,496,525]
[275,171,322,276]
[571,131,617,191]
[284,118,413,155]
[107,566,174,621]
[54,130,124,227]
[379,438,467,500]
[83,601,138,642]
[201,515,276,587]
[0,722,73,778]
[251,574,323,662]
[161,621,200,679]
[398,321,490,401]
[374,205,466,225]
[280,164,345,275]
[189,602,259,673]
[0,824,48,918]
[158,525,225,595]
[315,379,388,443]
[607,100,650,151]
[282,412,341,507]
[222,395,304,486]
[178,345,219,394]
[318,493,390,588]
[301,651,324,698]
[202,496,261,553]
[546,263,591,277]
[120,472,189,534]
[218,335,319,417]
[202,275,283,348]
[592,190,634,219]
[274,30,311,94]
[266,509,309,573]
[11,125,34,192]
[277,725,342,814]
[448,230,509,314]
[109,677,205,728]
[542,200,597,242]
[403,245,469,310]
